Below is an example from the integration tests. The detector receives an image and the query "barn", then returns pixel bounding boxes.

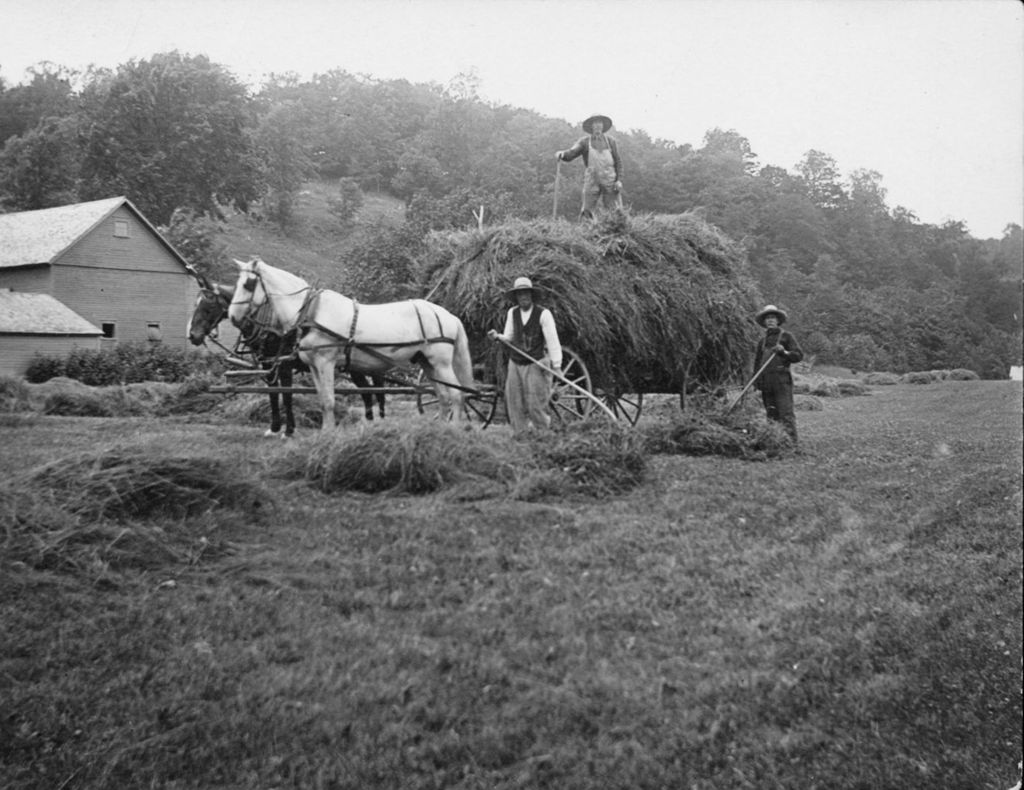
[0,196,201,377]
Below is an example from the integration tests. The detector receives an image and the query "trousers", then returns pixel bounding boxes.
[760,372,798,442]
[505,359,552,433]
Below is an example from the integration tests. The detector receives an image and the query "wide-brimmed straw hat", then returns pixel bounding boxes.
[755,304,788,326]
[507,276,536,296]
[582,114,613,133]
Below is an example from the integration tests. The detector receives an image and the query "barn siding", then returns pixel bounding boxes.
[53,267,197,348]
[0,199,206,364]
[57,207,184,274]
[0,334,101,376]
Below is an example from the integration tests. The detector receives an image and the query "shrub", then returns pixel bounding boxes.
[863,372,901,385]
[948,368,980,381]
[902,371,934,385]
[24,352,66,383]
[327,177,365,227]
[64,347,123,385]
[26,343,197,387]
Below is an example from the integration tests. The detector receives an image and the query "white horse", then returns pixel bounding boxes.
[226,257,475,431]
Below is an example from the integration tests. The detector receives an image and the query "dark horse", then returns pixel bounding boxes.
[187,282,385,436]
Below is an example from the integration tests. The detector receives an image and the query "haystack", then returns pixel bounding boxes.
[420,211,759,394]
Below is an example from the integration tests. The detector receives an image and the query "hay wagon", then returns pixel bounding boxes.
[207,211,758,428]
[418,211,762,427]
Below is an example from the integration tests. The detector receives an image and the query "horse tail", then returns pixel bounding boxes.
[452,317,475,389]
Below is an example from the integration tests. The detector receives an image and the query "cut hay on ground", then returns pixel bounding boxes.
[290,420,526,494]
[518,419,648,500]
[1,452,265,577]
[642,409,793,460]
[420,211,760,394]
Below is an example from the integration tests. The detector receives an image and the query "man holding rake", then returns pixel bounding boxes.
[752,304,803,444]
[488,276,563,435]
[556,113,623,220]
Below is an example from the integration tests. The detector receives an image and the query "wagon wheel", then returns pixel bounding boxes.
[598,390,644,425]
[415,370,499,426]
[549,347,594,423]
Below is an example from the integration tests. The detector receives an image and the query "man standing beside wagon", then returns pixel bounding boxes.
[488,276,563,435]
[752,304,803,445]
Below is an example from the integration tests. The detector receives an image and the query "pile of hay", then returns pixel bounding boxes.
[420,211,760,393]
[290,420,525,494]
[2,451,264,576]
[641,409,793,460]
[0,375,31,412]
[517,419,648,500]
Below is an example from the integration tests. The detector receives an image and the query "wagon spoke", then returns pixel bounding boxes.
[549,347,593,422]
[601,391,644,425]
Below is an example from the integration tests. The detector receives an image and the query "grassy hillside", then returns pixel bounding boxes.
[1,381,1021,789]
[213,180,405,287]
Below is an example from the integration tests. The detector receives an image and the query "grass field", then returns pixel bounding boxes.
[1,381,1021,789]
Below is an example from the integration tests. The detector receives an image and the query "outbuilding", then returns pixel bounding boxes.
[0,196,201,376]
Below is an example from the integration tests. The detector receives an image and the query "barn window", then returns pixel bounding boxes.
[146,322,162,342]
[113,219,130,238]
[101,322,116,339]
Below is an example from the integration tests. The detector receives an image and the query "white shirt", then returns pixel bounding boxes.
[499,305,562,371]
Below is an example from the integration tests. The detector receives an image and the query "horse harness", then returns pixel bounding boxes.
[302,294,457,375]
[237,271,456,377]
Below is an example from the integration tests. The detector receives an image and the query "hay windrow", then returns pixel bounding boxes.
[12,452,264,520]
[420,211,760,393]
[641,408,793,460]
[1,452,265,576]
[520,419,648,499]
[292,420,527,494]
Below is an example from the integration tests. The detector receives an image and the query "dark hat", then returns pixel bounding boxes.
[582,114,613,133]
[755,304,788,326]
[506,276,535,296]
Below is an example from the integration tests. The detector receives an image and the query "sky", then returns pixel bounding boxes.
[1,0,1021,239]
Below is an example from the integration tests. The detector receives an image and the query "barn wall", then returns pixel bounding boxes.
[49,206,196,349]
[0,334,101,377]
[58,206,183,274]
[53,267,196,348]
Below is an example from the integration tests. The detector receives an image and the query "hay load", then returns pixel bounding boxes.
[420,211,760,394]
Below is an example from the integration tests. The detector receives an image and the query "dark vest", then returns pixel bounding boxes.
[511,307,546,365]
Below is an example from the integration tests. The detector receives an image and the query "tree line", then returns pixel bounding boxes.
[1,53,1020,377]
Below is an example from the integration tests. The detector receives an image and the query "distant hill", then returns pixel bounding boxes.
[213,180,405,288]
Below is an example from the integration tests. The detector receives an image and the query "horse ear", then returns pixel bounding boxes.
[216,282,235,298]
[184,263,212,290]
[232,258,249,270]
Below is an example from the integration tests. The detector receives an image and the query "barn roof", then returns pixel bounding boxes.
[0,289,103,335]
[0,196,191,270]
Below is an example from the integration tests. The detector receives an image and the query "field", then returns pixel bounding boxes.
[1,380,1021,789]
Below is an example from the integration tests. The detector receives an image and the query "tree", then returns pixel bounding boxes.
[0,63,77,144]
[0,116,79,209]
[255,100,315,229]
[76,52,263,223]
[795,150,846,211]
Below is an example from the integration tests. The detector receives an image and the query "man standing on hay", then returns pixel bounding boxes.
[556,113,623,219]
[752,305,804,444]
[488,277,563,435]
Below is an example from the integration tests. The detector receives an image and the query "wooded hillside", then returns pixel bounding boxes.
[1,56,1020,377]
